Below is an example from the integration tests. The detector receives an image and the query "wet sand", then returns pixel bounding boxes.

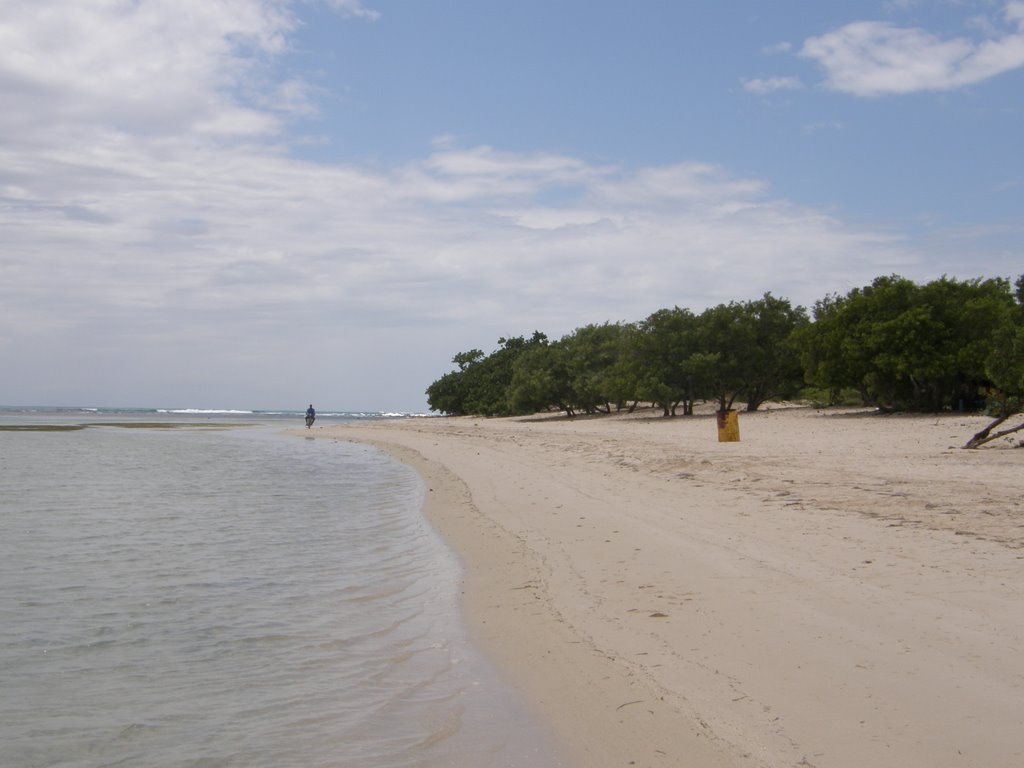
[315,406,1024,767]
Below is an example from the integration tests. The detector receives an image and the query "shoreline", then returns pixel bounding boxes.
[322,432,734,767]
[314,406,1024,767]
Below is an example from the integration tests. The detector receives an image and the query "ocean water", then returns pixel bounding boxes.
[0,409,562,768]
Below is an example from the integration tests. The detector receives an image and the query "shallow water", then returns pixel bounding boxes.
[0,413,561,767]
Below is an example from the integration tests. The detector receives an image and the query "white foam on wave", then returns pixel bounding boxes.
[158,409,255,415]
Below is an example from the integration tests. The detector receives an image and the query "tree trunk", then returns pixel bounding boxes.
[962,413,1024,448]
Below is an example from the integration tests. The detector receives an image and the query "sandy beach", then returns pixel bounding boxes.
[314,406,1023,768]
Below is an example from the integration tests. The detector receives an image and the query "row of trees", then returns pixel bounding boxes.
[425,275,1024,447]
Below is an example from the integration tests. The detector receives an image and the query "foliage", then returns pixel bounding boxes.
[559,323,630,414]
[738,293,810,410]
[508,340,574,416]
[631,307,699,416]
[690,302,748,412]
[689,295,807,412]
[426,274,1022,446]
[505,323,633,417]
[798,275,1015,412]
[425,332,547,416]
[422,369,467,416]
[963,280,1024,447]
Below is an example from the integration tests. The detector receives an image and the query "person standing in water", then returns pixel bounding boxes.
[305,404,316,427]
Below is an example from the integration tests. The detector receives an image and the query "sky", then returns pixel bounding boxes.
[2,0,1022,413]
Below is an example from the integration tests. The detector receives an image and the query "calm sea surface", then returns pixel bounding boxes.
[0,409,561,767]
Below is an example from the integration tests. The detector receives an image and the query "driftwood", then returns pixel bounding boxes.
[962,410,1024,449]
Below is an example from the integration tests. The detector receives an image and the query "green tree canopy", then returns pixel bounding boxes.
[964,276,1024,447]
[508,340,574,416]
[632,307,699,416]
[798,275,1014,412]
[426,273,1022,438]
[425,332,547,416]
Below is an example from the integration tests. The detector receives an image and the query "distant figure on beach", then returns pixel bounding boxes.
[305,404,316,428]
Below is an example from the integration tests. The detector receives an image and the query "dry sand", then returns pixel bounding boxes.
[314,405,1024,768]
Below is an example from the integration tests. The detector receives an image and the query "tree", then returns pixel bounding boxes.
[425,349,483,415]
[508,341,575,416]
[426,274,1021,432]
[797,291,870,406]
[598,323,644,412]
[632,307,699,416]
[798,275,1014,412]
[560,323,629,414]
[425,369,469,415]
[692,302,752,412]
[426,333,548,416]
[734,293,809,411]
[963,276,1024,448]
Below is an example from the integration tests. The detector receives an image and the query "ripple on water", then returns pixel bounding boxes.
[0,421,563,767]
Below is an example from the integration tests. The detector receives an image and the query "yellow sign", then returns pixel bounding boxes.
[716,409,740,442]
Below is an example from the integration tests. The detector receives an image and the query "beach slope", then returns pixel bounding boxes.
[316,407,1023,768]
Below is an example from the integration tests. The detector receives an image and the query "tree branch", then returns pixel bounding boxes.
[962,413,1024,449]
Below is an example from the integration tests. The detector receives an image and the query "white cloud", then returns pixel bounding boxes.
[0,0,1005,409]
[264,77,323,118]
[742,76,804,94]
[0,127,912,342]
[801,1,1024,96]
[0,0,295,139]
[326,0,380,21]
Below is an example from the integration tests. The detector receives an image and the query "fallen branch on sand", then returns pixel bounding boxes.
[962,399,1024,449]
